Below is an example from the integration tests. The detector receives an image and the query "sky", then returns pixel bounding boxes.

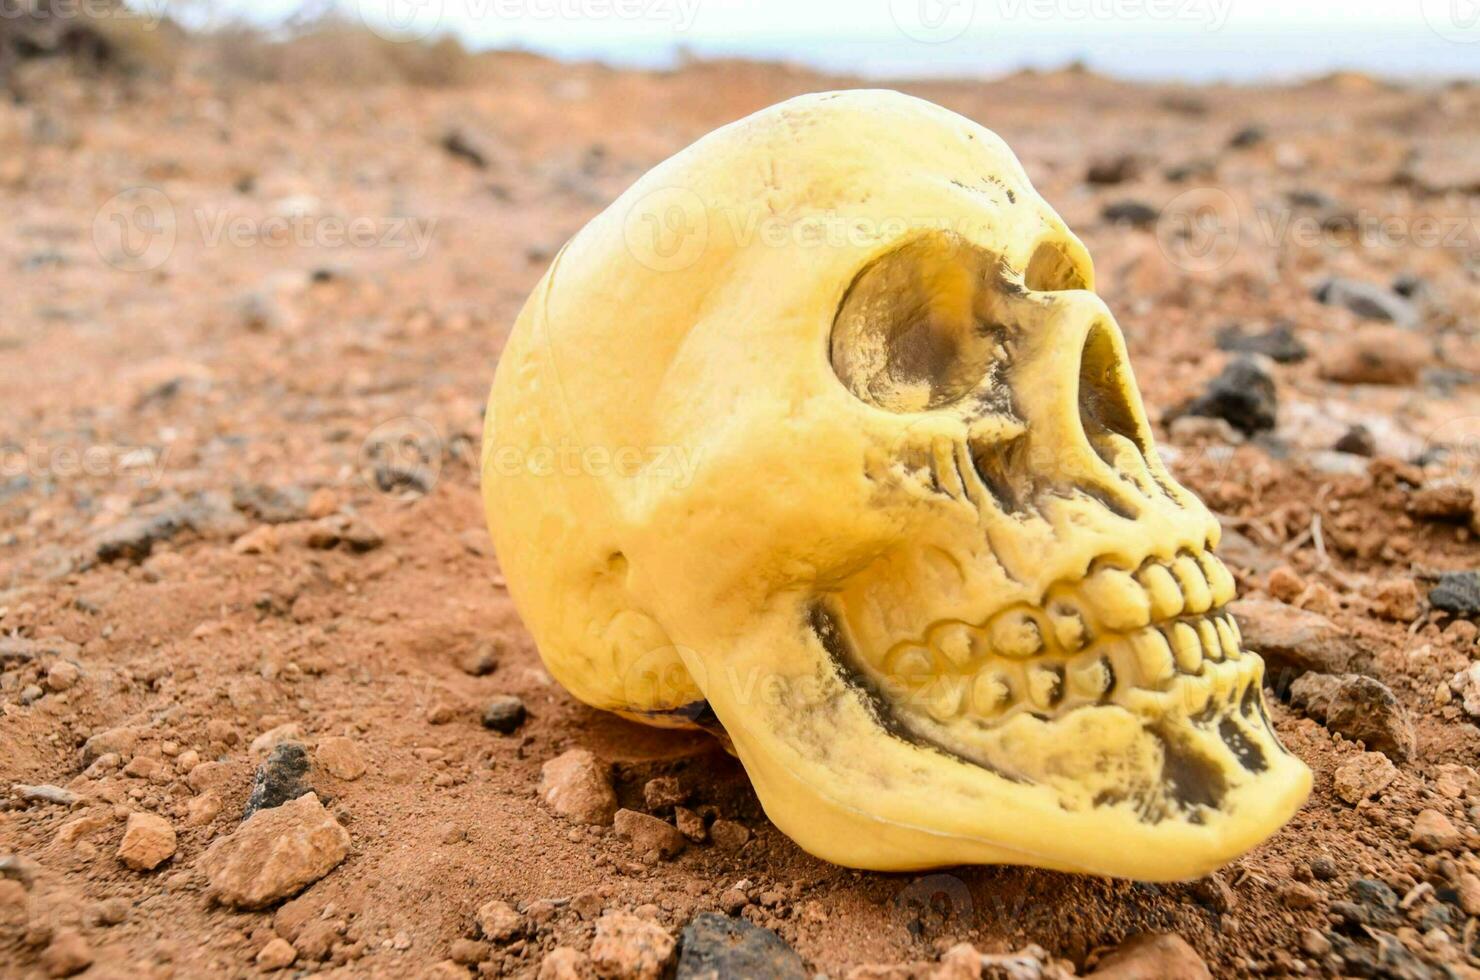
[175,0,1480,82]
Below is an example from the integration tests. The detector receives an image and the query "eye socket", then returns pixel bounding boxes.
[830,233,1010,414]
[1025,238,1092,292]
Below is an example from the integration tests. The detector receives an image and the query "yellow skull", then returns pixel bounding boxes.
[482,90,1310,880]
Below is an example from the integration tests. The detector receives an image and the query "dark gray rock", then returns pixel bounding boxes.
[676,913,806,980]
[441,127,490,169]
[1333,425,1376,457]
[1314,277,1419,328]
[92,493,248,563]
[481,696,527,735]
[1215,322,1308,364]
[1430,572,1480,618]
[243,742,313,821]
[1174,358,1277,436]
[1086,153,1141,185]
[232,483,310,524]
[1228,124,1266,148]
[1101,200,1159,228]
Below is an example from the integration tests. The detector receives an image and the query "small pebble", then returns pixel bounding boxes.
[481,696,527,734]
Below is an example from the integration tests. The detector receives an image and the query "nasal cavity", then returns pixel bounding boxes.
[1078,322,1148,460]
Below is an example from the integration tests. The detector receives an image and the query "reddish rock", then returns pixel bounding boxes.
[1317,326,1429,386]
[1410,809,1461,853]
[1333,752,1398,804]
[117,811,177,871]
[614,808,687,860]
[314,737,366,780]
[539,749,617,825]
[1089,933,1212,979]
[589,911,675,980]
[199,793,350,909]
[1228,599,1367,677]
[475,898,524,942]
[40,929,94,977]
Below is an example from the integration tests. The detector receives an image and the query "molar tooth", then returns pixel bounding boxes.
[1069,657,1114,699]
[1128,629,1176,688]
[1214,617,1240,660]
[1171,555,1213,614]
[1196,618,1223,663]
[1135,563,1185,620]
[1198,552,1238,607]
[971,672,1011,715]
[933,624,977,669]
[1047,603,1089,652]
[1026,664,1064,710]
[1166,622,1203,673]
[926,677,965,721]
[987,610,1044,659]
[885,644,935,686]
[1081,567,1152,632]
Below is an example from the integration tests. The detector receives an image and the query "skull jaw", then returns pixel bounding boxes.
[733,714,1312,880]
[689,616,1310,881]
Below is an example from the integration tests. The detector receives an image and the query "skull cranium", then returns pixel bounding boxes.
[482,90,1310,880]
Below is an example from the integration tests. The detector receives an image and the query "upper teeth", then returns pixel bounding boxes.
[870,549,1248,723]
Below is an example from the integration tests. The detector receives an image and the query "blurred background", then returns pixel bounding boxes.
[4,0,1480,86]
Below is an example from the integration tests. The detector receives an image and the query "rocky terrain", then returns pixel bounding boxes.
[2,39,1480,979]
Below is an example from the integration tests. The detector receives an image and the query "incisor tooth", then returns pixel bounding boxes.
[1167,622,1203,673]
[926,678,965,721]
[933,624,976,668]
[1214,617,1240,660]
[1199,552,1237,607]
[971,672,1010,715]
[1081,567,1152,631]
[1196,618,1222,662]
[1136,563,1185,620]
[1129,630,1176,687]
[988,610,1045,659]
[1172,555,1213,614]
[887,645,935,683]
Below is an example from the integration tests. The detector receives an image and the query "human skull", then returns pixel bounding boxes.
[482,90,1310,880]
